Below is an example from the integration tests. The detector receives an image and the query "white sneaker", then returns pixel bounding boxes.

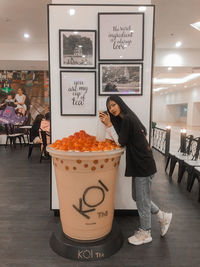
[159,212,172,237]
[128,228,152,245]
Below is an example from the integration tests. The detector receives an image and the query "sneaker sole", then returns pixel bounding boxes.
[161,213,172,237]
[128,237,152,246]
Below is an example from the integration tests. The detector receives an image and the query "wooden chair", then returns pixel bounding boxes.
[27,126,41,159]
[165,134,194,177]
[5,124,26,148]
[177,137,200,186]
[187,167,200,202]
[40,130,50,163]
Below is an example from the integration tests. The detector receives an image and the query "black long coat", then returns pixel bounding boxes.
[117,114,157,177]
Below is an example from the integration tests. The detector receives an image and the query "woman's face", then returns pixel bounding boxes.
[107,100,121,117]
[18,88,22,95]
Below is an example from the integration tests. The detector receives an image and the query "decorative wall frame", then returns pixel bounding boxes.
[99,63,143,96]
[59,30,96,68]
[60,71,96,116]
[98,13,144,61]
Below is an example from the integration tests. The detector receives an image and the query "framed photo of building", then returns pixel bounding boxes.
[98,13,144,61]
[59,30,96,68]
[60,71,96,116]
[99,63,143,96]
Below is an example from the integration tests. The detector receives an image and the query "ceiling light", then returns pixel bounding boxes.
[168,67,172,71]
[138,6,146,11]
[190,21,200,31]
[24,33,30,38]
[154,73,200,85]
[163,54,183,66]
[153,87,168,92]
[73,31,78,35]
[175,41,182,47]
[69,9,75,16]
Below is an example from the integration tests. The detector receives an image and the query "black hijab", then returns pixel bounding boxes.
[106,95,147,135]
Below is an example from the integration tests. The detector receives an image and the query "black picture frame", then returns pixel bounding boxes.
[59,30,96,69]
[98,63,143,96]
[98,12,144,61]
[60,71,96,116]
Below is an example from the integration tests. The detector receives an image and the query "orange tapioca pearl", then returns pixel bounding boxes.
[91,166,96,171]
[76,160,82,164]
[65,166,69,170]
[104,158,109,163]
[84,164,88,168]
[93,160,98,164]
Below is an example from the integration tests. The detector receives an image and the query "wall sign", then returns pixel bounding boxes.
[98,13,144,61]
[59,30,96,69]
[99,63,143,96]
[60,71,96,116]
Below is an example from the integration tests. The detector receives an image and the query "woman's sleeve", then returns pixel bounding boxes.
[106,126,120,145]
[118,116,130,146]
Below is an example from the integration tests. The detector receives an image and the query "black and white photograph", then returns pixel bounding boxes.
[98,13,144,61]
[60,71,96,116]
[59,30,96,68]
[99,63,143,96]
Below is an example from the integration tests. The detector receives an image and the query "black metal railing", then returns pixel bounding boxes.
[152,127,170,156]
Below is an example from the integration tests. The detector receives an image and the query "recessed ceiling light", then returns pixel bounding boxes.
[73,31,78,35]
[168,67,172,71]
[190,21,200,31]
[163,54,183,66]
[24,33,30,38]
[154,73,200,84]
[175,41,182,47]
[138,6,146,11]
[153,87,168,92]
[69,9,75,16]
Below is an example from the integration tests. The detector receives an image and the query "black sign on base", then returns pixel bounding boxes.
[50,220,123,261]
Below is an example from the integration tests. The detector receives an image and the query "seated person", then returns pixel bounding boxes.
[0,93,15,109]
[30,114,44,143]
[39,112,51,157]
[14,88,27,115]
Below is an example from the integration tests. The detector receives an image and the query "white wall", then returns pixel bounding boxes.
[153,86,200,126]
[49,1,154,209]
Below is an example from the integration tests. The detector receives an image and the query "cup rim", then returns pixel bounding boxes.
[47,145,124,158]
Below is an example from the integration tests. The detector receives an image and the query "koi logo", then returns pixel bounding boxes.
[73,180,109,219]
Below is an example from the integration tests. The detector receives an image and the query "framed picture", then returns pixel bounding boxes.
[60,71,96,116]
[99,63,143,96]
[59,30,96,68]
[98,13,144,61]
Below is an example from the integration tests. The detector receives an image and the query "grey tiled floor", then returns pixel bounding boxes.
[0,146,200,267]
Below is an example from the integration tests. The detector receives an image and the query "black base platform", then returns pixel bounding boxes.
[50,220,123,261]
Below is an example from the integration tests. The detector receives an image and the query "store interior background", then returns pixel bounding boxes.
[0,0,200,145]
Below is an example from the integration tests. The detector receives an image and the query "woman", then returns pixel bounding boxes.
[30,114,44,143]
[99,95,172,246]
[14,88,27,115]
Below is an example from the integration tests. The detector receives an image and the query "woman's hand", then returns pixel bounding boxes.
[99,111,112,128]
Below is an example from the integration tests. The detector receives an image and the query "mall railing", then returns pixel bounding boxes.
[152,126,171,156]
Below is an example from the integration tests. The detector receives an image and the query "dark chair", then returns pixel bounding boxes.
[165,134,194,177]
[187,167,200,202]
[5,124,26,148]
[177,137,200,186]
[27,126,41,159]
[40,130,50,163]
